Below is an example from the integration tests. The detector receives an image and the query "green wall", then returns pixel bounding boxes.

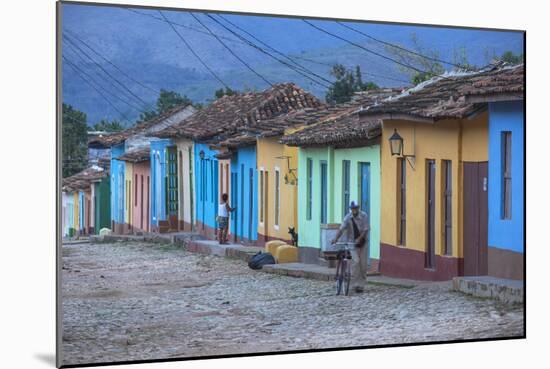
[297,145,381,260]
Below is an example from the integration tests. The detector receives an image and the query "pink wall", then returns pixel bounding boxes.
[132,161,151,233]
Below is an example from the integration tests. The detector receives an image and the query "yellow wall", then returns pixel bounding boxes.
[124,163,133,226]
[257,136,298,242]
[380,112,488,259]
[73,192,79,232]
[176,139,195,227]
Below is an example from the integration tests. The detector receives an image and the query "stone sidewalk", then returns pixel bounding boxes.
[453,276,524,304]
[88,232,522,302]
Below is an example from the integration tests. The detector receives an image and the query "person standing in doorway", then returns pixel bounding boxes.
[331,201,370,293]
[217,193,235,244]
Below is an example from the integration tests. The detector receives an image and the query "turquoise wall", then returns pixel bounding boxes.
[297,145,381,259]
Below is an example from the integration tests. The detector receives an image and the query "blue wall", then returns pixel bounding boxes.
[150,139,173,227]
[488,101,524,253]
[230,146,258,242]
[79,191,85,230]
[110,143,126,225]
[194,143,219,230]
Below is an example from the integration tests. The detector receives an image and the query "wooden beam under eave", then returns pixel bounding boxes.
[358,112,436,124]
[464,93,524,104]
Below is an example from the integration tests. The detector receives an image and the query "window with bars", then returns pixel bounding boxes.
[306,158,312,220]
[397,158,406,245]
[443,160,452,255]
[342,160,350,218]
[501,131,512,219]
[275,169,280,227]
[134,174,138,207]
[320,161,328,224]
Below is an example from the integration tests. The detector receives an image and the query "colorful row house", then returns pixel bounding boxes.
[461,65,524,279]
[280,90,398,268]
[355,64,524,280]
[154,83,322,244]
[61,164,110,237]
[88,103,196,234]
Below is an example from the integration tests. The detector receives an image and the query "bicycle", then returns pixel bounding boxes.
[334,242,353,296]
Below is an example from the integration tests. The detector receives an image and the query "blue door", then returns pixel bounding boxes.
[359,162,371,265]
[240,164,244,241]
[231,172,238,241]
[320,161,328,224]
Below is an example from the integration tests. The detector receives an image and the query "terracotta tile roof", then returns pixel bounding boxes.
[88,103,194,148]
[154,83,323,143]
[280,113,382,148]
[117,147,150,163]
[360,64,524,121]
[62,165,108,192]
[217,88,401,149]
[460,64,524,101]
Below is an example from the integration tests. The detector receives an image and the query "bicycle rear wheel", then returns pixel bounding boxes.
[335,258,344,295]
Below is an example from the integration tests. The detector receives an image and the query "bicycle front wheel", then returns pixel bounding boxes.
[343,259,352,296]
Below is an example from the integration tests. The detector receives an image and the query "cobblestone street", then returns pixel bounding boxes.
[61,241,524,366]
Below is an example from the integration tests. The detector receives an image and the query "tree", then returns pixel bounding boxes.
[384,32,446,85]
[214,87,236,99]
[62,103,88,178]
[138,89,193,122]
[498,51,524,65]
[325,64,379,105]
[91,119,124,132]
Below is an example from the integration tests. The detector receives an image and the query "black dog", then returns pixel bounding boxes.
[288,227,298,246]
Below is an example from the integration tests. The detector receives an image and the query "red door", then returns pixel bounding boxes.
[463,162,488,276]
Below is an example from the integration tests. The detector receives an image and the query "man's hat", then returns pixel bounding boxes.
[349,201,359,209]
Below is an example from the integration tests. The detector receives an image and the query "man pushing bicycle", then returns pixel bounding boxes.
[331,201,369,294]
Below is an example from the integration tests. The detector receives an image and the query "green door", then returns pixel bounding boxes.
[166,147,178,216]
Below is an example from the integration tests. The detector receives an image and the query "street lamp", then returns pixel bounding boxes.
[389,129,404,156]
[388,128,415,169]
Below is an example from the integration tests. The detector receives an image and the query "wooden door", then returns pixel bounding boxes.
[263,170,269,242]
[463,162,489,276]
[426,160,436,269]
[248,168,254,241]
[140,175,144,231]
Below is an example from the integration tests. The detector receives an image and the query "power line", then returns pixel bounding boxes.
[63,55,132,123]
[157,10,230,89]
[63,40,146,113]
[127,8,245,47]
[213,14,332,87]
[335,21,466,69]
[64,30,160,94]
[208,14,331,89]
[62,33,152,110]
[189,12,273,87]
[302,19,437,77]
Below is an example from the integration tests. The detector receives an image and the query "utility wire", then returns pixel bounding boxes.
[64,30,160,94]
[62,34,152,109]
[335,21,466,69]
[214,14,332,87]
[157,10,230,89]
[190,12,273,87]
[63,56,132,123]
[208,14,330,89]
[302,19,442,77]
[63,40,146,112]
[128,8,409,88]
[127,8,245,47]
